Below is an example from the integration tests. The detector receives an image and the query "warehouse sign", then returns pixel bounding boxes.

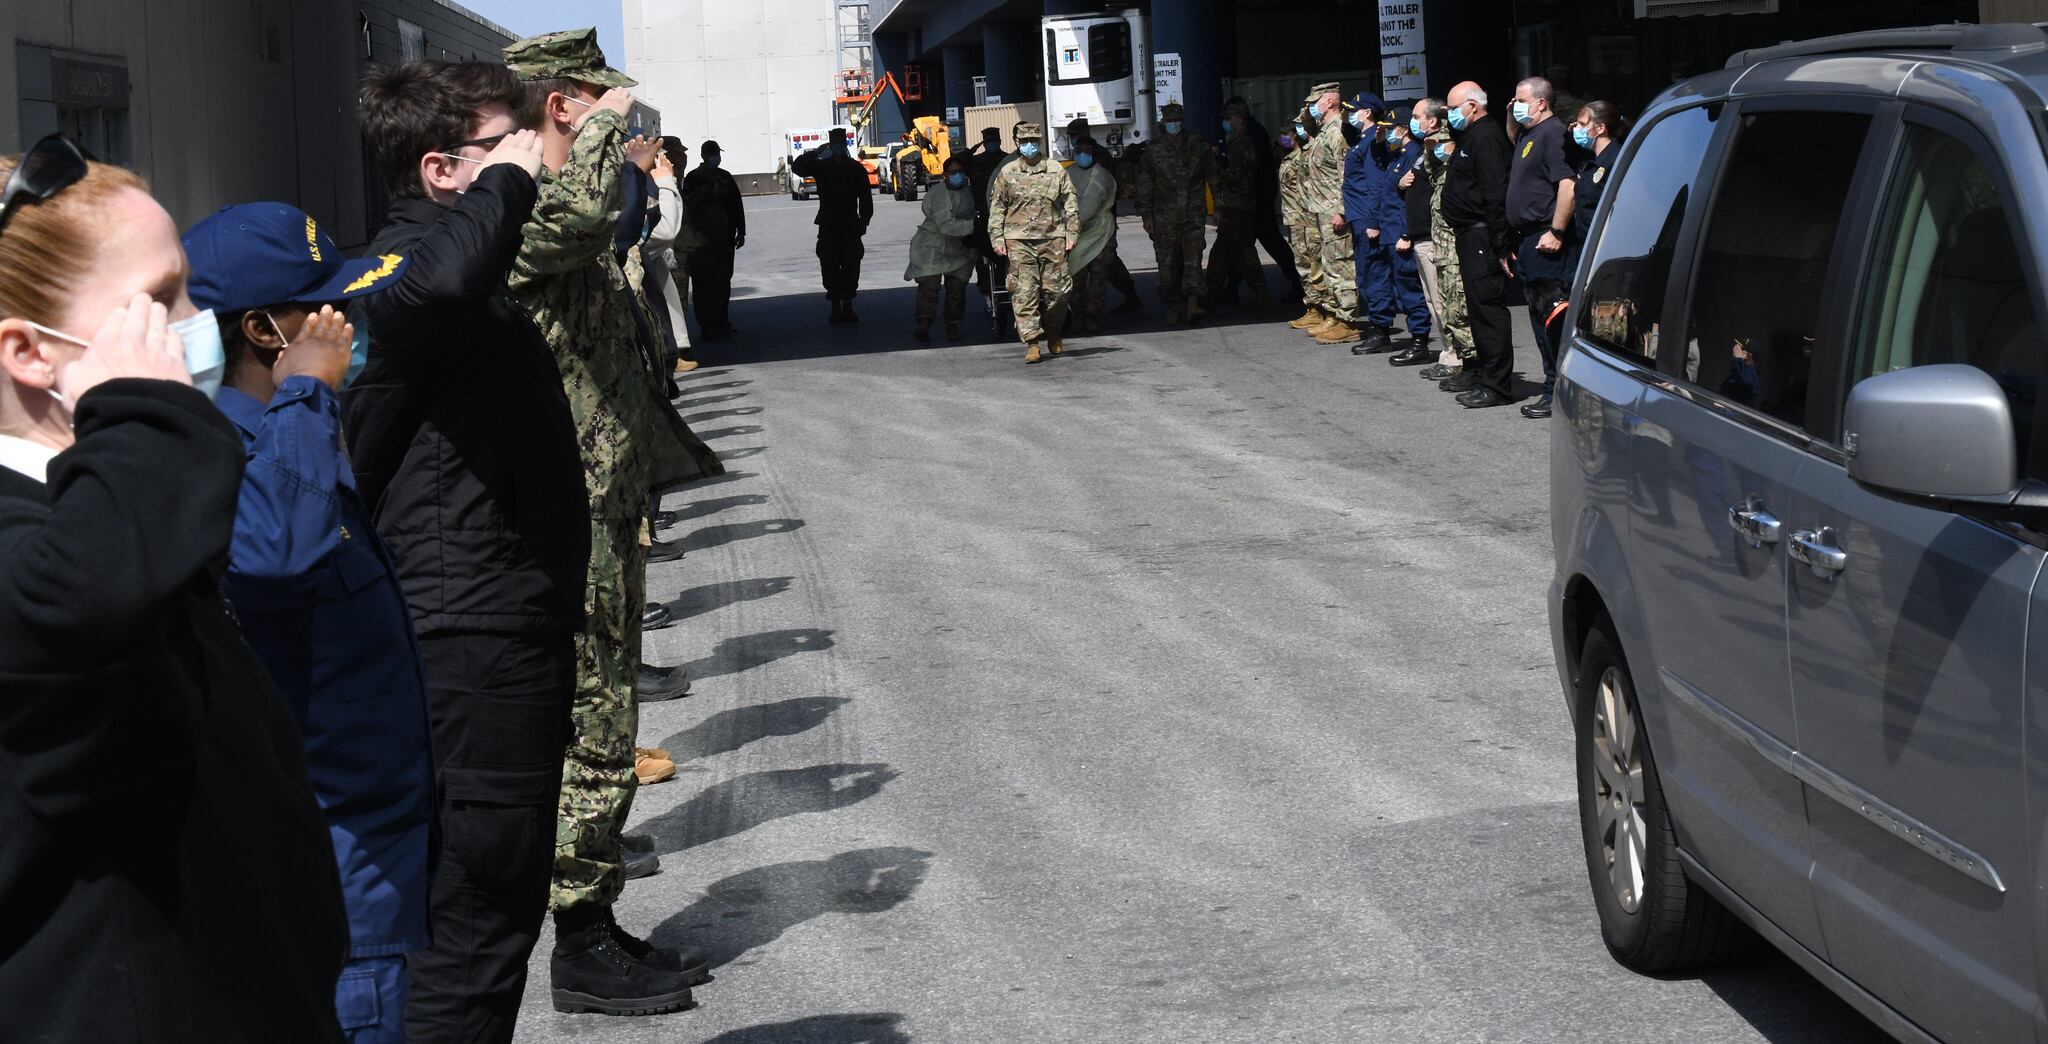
[1379,1,1427,96]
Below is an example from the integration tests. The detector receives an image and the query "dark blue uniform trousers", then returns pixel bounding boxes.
[1353,221,1430,338]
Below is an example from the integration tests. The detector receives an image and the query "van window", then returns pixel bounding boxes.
[1681,110,1870,430]
[1576,105,1719,365]
[1850,124,2043,476]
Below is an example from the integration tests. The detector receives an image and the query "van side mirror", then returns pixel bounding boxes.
[1845,364,2017,498]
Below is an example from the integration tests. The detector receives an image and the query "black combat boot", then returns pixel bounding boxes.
[601,907,712,986]
[550,907,697,1015]
[1390,336,1434,366]
[828,299,846,324]
[1351,325,1397,355]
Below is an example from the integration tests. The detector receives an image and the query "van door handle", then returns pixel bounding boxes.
[1728,497,1783,548]
[1789,527,1848,578]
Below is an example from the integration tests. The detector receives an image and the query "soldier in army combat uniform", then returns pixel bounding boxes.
[1133,102,1216,325]
[504,27,721,1018]
[987,123,1079,364]
[1301,83,1360,343]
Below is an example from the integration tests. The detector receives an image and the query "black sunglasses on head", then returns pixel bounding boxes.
[0,134,90,240]
[445,132,509,152]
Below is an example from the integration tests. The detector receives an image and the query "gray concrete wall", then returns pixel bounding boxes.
[3,0,512,250]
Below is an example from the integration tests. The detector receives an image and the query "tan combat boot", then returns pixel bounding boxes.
[672,357,699,374]
[1049,337,1064,356]
[1303,315,1338,338]
[1187,300,1206,321]
[635,748,676,786]
[1315,320,1361,344]
[1290,308,1322,329]
[1025,342,1043,364]
[1165,304,1185,325]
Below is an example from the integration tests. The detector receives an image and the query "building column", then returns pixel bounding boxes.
[942,43,982,112]
[979,20,1038,106]
[1149,0,1227,142]
[873,31,912,140]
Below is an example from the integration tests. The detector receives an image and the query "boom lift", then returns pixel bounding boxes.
[835,67,931,186]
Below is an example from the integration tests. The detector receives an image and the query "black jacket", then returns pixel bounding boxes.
[791,146,874,234]
[0,379,348,1042]
[683,163,746,249]
[346,166,587,635]
[1440,112,1513,243]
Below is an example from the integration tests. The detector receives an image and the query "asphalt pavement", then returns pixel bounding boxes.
[512,189,1893,1043]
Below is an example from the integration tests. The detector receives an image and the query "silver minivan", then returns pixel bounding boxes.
[1550,23,2048,1044]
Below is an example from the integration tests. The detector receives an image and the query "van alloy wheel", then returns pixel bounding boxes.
[1593,665,1647,914]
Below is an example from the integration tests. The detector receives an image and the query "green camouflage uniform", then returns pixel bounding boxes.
[1207,131,1266,305]
[1424,131,1473,363]
[1303,113,1356,322]
[1133,131,1216,311]
[506,100,719,913]
[1279,145,1321,312]
[987,154,1080,345]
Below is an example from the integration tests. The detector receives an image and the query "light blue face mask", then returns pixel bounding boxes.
[1511,100,1533,126]
[1571,125,1595,149]
[345,312,368,388]
[1163,121,1182,136]
[1019,142,1041,159]
[1294,123,1307,138]
[1409,116,1424,136]
[27,308,225,402]
[1433,143,1450,162]
[1075,152,1096,169]
[1447,105,1470,131]
[946,172,968,188]
[1222,121,1233,138]
[1349,111,1366,130]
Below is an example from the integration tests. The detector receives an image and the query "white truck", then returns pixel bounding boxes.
[1041,8,1154,159]
[782,126,851,200]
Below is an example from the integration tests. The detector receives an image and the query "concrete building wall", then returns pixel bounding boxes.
[623,0,838,181]
[2,0,511,250]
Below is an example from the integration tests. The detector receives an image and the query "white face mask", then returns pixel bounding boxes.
[24,309,224,404]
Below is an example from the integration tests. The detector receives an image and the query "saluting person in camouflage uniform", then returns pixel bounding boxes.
[987,123,1079,364]
[504,28,722,1016]
[1280,122,1324,331]
[1302,83,1359,341]
[1206,101,1268,310]
[1133,102,1216,325]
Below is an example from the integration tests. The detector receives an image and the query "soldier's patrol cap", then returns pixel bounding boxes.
[504,28,637,88]
[1016,123,1045,141]
[1159,102,1185,120]
[182,203,408,315]
[1306,81,1342,102]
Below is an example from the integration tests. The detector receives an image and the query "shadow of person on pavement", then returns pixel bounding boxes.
[682,518,804,553]
[1058,343,1130,359]
[677,391,750,408]
[656,695,851,761]
[661,575,796,622]
[699,1013,911,1044]
[683,380,753,394]
[700,1015,909,1039]
[686,405,765,423]
[677,368,735,381]
[641,763,899,854]
[684,627,835,682]
[690,425,765,442]
[666,493,771,524]
[717,446,768,461]
[667,472,758,495]
[652,847,932,968]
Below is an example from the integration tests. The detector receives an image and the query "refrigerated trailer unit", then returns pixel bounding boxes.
[1042,8,1153,158]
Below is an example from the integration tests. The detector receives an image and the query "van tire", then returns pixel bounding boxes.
[1576,622,1753,973]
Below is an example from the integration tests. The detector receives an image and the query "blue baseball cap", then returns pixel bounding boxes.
[1350,91,1386,115]
[182,203,408,315]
